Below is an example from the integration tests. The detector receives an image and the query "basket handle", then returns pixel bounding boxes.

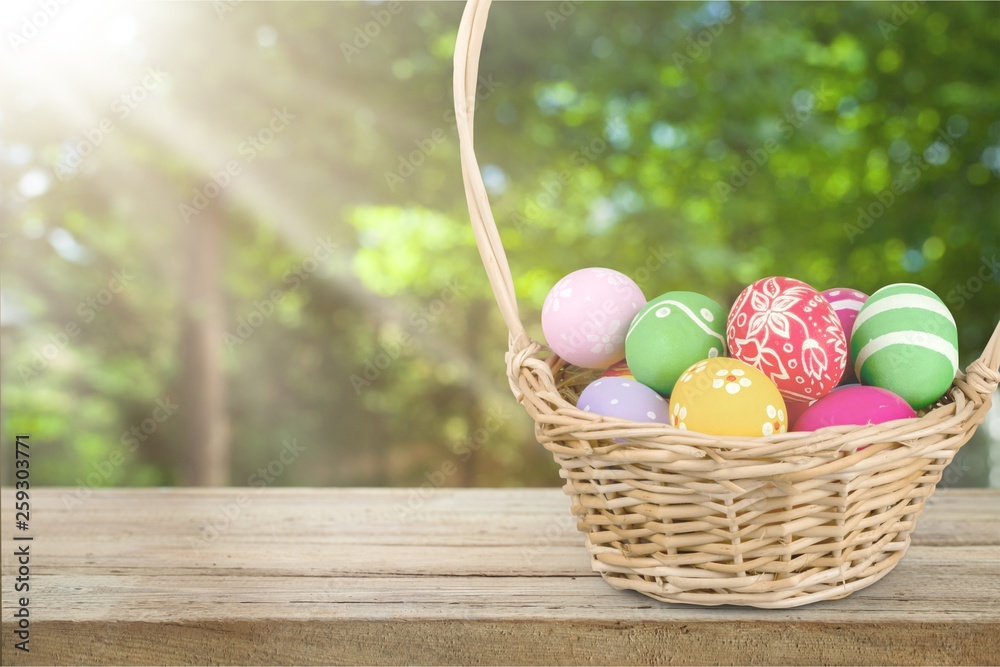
[453,0,1000,396]
[961,319,1000,399]
[454,0,529,351]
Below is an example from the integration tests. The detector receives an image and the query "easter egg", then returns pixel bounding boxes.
[625,291,726,395]
[822,287,870,384]
[784,397,814,426]
[600,359,634,379]
[577,377,669,424]
[669,358,788,437]
[850,283,958,409]
[542,268,646,368]
[727,276,847,403]
[792,385,916,432]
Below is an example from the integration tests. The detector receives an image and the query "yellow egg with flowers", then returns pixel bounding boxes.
[669,357,788,437]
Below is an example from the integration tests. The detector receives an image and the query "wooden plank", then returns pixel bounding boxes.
[5,488,998,546]
[4,550,1000,622]
[9,619,1000,666]
[2,488,999,666]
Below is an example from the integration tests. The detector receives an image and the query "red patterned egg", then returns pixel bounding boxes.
[784,396,814,426]
[727,276,847,403]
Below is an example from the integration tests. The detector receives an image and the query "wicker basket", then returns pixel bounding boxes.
[453,0,1000,608]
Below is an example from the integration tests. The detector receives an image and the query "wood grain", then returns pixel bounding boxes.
[2,488,998,665]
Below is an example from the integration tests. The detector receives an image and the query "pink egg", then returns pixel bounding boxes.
[542,268,646,368]
[728,276,848,403]
[821,287,869,385]
[821,288,869,336]
[792,385,916,432]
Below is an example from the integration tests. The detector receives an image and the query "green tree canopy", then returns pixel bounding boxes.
[1,1,997,489]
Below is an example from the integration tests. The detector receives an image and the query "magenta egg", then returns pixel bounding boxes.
[792,385,916,432]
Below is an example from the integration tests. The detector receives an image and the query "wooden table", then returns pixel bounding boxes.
[1,488,998,665]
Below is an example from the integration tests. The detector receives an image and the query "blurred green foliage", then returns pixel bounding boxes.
[0,1,998,488]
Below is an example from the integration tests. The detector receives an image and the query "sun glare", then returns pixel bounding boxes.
[2,0,149,91]
[1,0,507,409]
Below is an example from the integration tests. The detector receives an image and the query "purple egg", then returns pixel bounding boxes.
[577,377,669,424]
[793,385,916,432]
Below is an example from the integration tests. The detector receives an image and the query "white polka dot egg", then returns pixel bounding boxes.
[576,377,669,425]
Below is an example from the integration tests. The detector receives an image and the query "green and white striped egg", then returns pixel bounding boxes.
[850,283,958,409]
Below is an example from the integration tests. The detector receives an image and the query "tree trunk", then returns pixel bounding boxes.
[179,195,230,486]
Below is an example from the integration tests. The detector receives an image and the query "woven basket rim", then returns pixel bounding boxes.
[514,342,1000,456]
[454,0,1000,458]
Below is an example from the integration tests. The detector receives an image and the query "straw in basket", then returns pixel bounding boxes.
[453,0,1000,608]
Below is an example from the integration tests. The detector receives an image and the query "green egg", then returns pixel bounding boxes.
[625,291,727,395]
[850,283,958,409]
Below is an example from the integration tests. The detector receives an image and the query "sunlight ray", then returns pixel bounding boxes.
[124,102,511,406]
